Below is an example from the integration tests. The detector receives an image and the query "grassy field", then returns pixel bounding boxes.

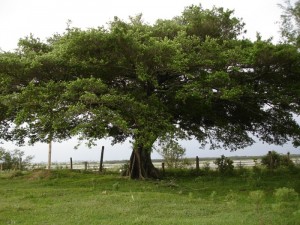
[0,167,299,225]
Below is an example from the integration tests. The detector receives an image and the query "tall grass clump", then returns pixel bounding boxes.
[274,187,299,202]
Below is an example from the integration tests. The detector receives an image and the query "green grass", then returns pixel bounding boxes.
[0,168,299,225]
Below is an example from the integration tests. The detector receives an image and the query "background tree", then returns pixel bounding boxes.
[156,135,186,169]
[279,0,300,47]
[0,147,33,170]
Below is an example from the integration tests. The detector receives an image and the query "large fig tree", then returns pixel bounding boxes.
[1,5,300,179]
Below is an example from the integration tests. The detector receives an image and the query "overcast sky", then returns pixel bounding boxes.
[0,0,293,51]
[1,0,299,162]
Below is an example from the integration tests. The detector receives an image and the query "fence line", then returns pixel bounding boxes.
[14,156,299,172]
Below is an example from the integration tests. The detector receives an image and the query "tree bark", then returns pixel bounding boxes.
[126,145,160,179]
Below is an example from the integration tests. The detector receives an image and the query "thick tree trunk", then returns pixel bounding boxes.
[126,145,160,179]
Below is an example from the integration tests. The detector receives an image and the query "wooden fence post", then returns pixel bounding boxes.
[84,161,88,170]
[162,162,165,175]
[99,146,104,172]
[70,157,73,170]
[287,152,290,160]
[196,156,200,172]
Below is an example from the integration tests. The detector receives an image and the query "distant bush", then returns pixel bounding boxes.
[214,155,234,175]
[261,151,294,169]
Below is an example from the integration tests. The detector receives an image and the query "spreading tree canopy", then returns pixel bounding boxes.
[1,5,300,178]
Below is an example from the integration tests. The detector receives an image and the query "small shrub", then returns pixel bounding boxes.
[261,151,280,169]
[214,155,234,175]
[274,187,299,202]
[202,161,211,174]
[119,162,129,176]
[281,155,296,170]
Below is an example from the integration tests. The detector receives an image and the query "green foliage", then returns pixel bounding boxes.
[261,151,294,169]
[202,161,211,174]
[156,136,186,168]
[119,161,129,176]
[180,4,245,40]
[279,0,300,46]
[1,4,300,178]
[0,147,33,170]
[274,187,299,202]
[214,155,234,175]
[249,190,265,205]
